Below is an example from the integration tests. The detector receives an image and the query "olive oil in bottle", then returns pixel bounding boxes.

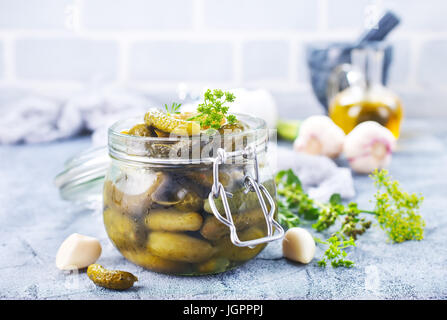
[329,45,403,138]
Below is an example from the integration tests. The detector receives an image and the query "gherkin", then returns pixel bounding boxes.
[144,109,200,136]
[128,123,154,137]
[87,264,138,290]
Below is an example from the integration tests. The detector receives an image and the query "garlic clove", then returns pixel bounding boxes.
[293,115,345,158]
[343,121,396,174]
[56,233,102,270]
[282,227,316,264]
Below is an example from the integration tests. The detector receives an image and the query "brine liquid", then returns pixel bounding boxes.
[329,99,403,138]
[102,164,275,276]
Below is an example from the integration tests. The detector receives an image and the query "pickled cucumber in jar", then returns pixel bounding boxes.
[103,89,278,275]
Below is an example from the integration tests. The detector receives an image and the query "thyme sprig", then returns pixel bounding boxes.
[276,169,425,268]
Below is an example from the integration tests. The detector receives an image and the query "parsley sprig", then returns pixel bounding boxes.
[188,89,237,129]
[276,169,425,268]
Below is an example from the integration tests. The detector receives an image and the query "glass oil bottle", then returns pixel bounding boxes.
[329,45,403,138]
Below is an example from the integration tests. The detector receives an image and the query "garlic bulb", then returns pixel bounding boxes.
[344,121,396,174]
[293,115,345,158]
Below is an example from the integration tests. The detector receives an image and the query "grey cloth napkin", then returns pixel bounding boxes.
[276,146,355,202]
[0,86,153,144]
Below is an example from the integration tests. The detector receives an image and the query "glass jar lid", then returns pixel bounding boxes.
[54,145,109,204]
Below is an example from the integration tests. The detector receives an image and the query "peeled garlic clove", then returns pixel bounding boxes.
[293,115,345,158]
[282,227,316,264]
[344,121,396,174]
[56,233,102,270]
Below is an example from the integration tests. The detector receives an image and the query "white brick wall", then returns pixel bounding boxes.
[418,40,447,88]
[0,0,71,29]
[0,0,446,117]
[242,41,289,82]
[130,41,233,81]
[202,0,318,30]
[0,42,3,78]
[390,0,447,31]
[327,0,372,29]
[16,38,119,81]
[83,0,194,30]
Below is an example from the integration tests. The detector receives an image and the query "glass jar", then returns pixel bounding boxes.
[329,43,403,138]
[103,114,283,275]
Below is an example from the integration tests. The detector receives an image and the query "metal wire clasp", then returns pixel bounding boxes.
[207,148,284,247]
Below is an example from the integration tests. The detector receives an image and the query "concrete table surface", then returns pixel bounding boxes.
[1,119,446,300]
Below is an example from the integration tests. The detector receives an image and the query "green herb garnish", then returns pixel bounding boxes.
[315,233,356,268]
[188,89,237,129]
[276,169,425,268]
[164,102,182,115]
[372,169,425,242]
